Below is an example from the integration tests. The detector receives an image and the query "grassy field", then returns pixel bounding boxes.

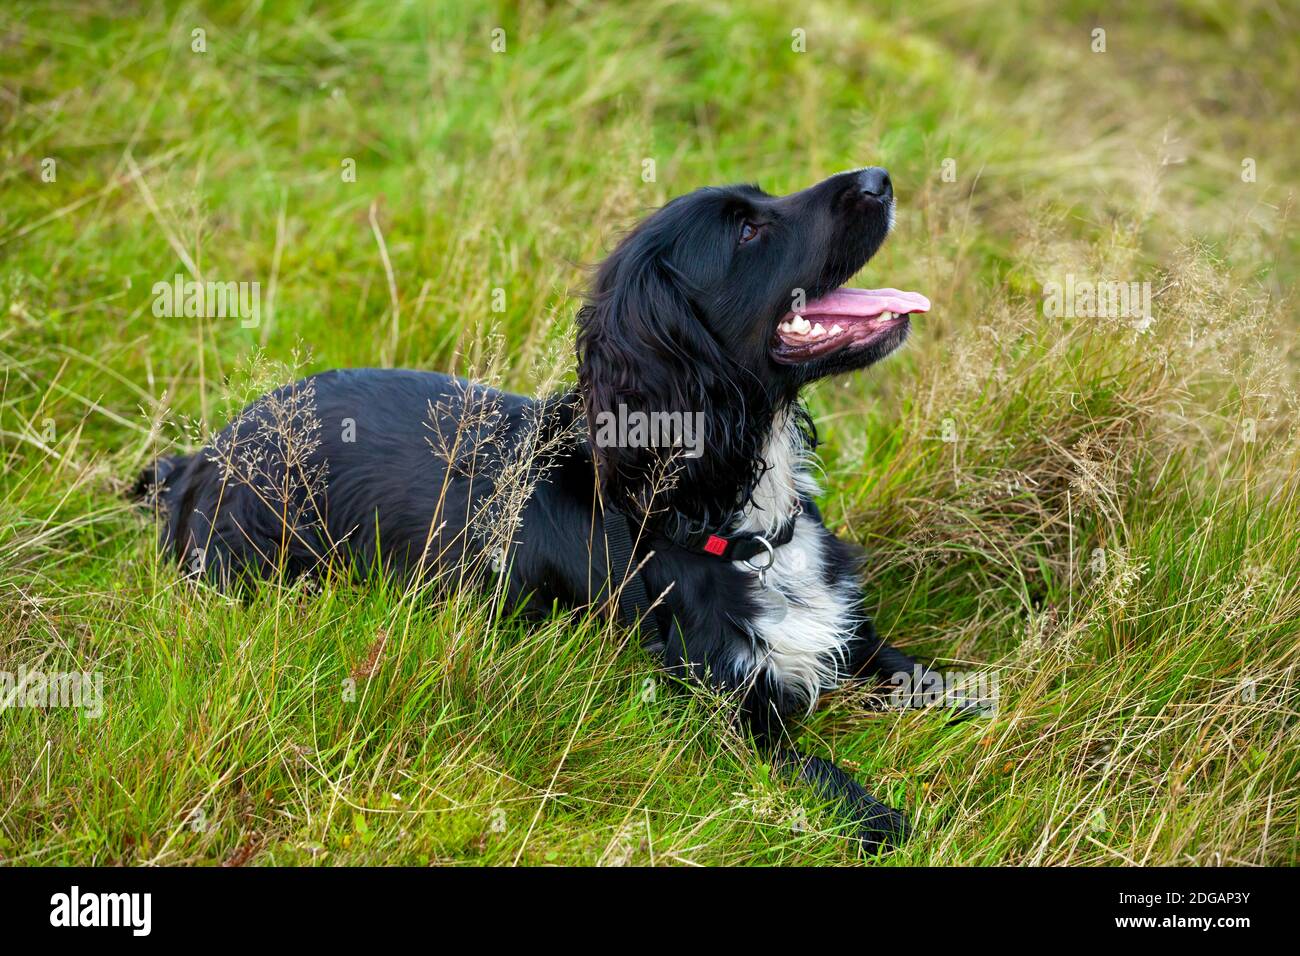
[1,0,1297,866]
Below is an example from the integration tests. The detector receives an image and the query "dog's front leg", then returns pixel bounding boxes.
[772,746,909,853]
[847,615,925,683]
[658,618,911,853]
[847,616,983,722]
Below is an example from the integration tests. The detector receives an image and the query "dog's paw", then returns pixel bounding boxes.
[773,748,912,854]
[853,800,910,854]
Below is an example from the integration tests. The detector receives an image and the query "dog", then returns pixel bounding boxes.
[135,167,932,852]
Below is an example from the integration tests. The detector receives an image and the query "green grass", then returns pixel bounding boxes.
[1,0,1297,865]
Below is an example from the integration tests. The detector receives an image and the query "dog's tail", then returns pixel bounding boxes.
[130,453,198,566]
[129,454,190,502]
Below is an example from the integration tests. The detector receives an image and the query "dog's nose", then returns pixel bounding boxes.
[859,167,893,201]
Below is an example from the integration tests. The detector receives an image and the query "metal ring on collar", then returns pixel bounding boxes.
[742,536,776,573]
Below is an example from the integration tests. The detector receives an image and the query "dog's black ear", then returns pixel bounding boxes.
[576,234,728,513]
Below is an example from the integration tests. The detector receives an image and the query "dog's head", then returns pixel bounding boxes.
[577,169,928,516]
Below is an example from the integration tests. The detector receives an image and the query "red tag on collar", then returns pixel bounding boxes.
[703,534,729,556]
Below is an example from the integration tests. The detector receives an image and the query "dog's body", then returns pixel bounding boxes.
[138,168,930,851]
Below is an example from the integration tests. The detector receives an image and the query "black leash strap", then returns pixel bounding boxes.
[603,505,661,643]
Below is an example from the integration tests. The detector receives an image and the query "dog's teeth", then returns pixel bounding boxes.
[881,311,894,321]
[791,315,810,333]
[811,323,826,337]
[830,324,843,335]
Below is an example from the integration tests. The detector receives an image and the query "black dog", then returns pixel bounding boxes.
[136,167,932,852]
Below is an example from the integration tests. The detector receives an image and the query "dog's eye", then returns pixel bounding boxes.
[739,221,760,244]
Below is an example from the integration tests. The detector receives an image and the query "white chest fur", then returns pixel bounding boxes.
[733,414,861,711]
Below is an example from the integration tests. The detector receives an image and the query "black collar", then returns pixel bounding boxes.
[601,498,804,643]
[656,502,802,563]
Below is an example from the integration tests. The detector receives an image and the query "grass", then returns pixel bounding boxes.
[1,0,1297,865]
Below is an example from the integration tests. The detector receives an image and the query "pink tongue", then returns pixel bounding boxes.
[797,287,931,318]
